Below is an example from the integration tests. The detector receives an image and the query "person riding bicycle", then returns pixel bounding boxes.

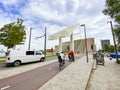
[60,52,65,64]
[57,52,65,64]
[68,50,75,61]
[57,52,65,70]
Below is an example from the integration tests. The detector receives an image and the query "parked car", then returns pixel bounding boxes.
[110,53,120,58]
[6,50,45,66]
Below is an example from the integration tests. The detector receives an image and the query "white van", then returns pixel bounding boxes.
[6,50,45,66]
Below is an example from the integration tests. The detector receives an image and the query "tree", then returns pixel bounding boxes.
[118,45,120,52]
[0,18,26,49]
[103,0,120,46]
[109,45,115,52]
[102,44,114,53]
[103,44,109,52]
[103,0,120,23]
[114,25,120,44]
[98,49,104,53]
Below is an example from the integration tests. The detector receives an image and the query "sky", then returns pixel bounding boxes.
[0,0,114,51]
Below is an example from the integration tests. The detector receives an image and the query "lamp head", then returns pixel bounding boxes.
[81,24,85,26]
[107,21,112,24]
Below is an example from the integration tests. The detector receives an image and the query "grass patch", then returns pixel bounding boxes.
[0,60,5,62]
[46,54,57,58]
[118,60,120,64]
[0,57,5,62]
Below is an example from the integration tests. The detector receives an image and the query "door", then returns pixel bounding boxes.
[25,51,35,62]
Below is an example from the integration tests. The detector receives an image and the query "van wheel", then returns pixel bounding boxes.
[40,57,45,62]
[14,61,21,67]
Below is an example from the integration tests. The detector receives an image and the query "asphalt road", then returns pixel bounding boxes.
[0,60,72,90]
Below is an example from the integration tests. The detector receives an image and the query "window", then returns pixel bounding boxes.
[26,51,34,55]
[35,51,42,55]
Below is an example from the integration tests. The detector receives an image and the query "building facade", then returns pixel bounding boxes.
[55,38,94,54]
[101,39,110,49]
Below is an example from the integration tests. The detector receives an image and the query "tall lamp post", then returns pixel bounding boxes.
[44,27,47,57]
[28,28,33,50]
[81,24,89,63]
[108,21,119,63]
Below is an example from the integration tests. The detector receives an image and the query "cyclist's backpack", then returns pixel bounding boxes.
[58,55,62,62]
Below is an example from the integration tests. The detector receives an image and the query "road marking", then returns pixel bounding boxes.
[49,68,51,70]
[1,85,10,90]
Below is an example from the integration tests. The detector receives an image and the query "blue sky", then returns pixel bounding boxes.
[0,0,114,51]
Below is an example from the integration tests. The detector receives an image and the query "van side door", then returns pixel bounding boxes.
[34,51,42,61]
[26,51,35,62]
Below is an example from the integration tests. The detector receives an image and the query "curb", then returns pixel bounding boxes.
[85,59,96,90]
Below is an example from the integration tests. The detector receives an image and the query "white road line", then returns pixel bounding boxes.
[49,68,51,70]
[1,85,10,90]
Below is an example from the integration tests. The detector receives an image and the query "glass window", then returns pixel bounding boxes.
[26,51,34,55]
[35,51,42,55]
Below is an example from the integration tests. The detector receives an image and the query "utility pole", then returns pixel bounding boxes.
[81,24,89,63]
[35,27,47,57]
[109,21,119,63]
[44,27,47,57]
[28,28,33,50]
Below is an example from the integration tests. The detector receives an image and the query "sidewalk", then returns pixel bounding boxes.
[39,55,94,90]
[90,57,120,90]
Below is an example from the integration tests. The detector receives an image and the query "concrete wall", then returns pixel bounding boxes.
[54,38,94,53]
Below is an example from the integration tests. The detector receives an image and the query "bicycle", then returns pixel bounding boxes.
[59,60,65,70]
[68,55,75,62]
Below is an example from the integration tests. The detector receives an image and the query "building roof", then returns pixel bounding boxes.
[48,24,79,40]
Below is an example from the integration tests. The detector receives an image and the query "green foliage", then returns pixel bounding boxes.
[117,45,120,52]
[102,44,114,53]
[98,49,104,53]
[103,44,109,52]
[0,18,26,49]
[109,45,115,52]
[114,25,120,44]
[103,0,120,45]
[103,0,120,23]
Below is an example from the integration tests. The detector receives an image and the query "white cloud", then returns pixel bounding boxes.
[1,0,18,5]
[0,0,114,51]
[0,15,11,27]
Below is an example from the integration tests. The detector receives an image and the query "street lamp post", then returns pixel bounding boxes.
[109,21,119,63]
[44,27,47,57]
[81,24,89,63]
[28,28,33,50]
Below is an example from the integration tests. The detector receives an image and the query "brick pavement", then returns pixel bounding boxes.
[90,57,120,90]
[39,55,94,90]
